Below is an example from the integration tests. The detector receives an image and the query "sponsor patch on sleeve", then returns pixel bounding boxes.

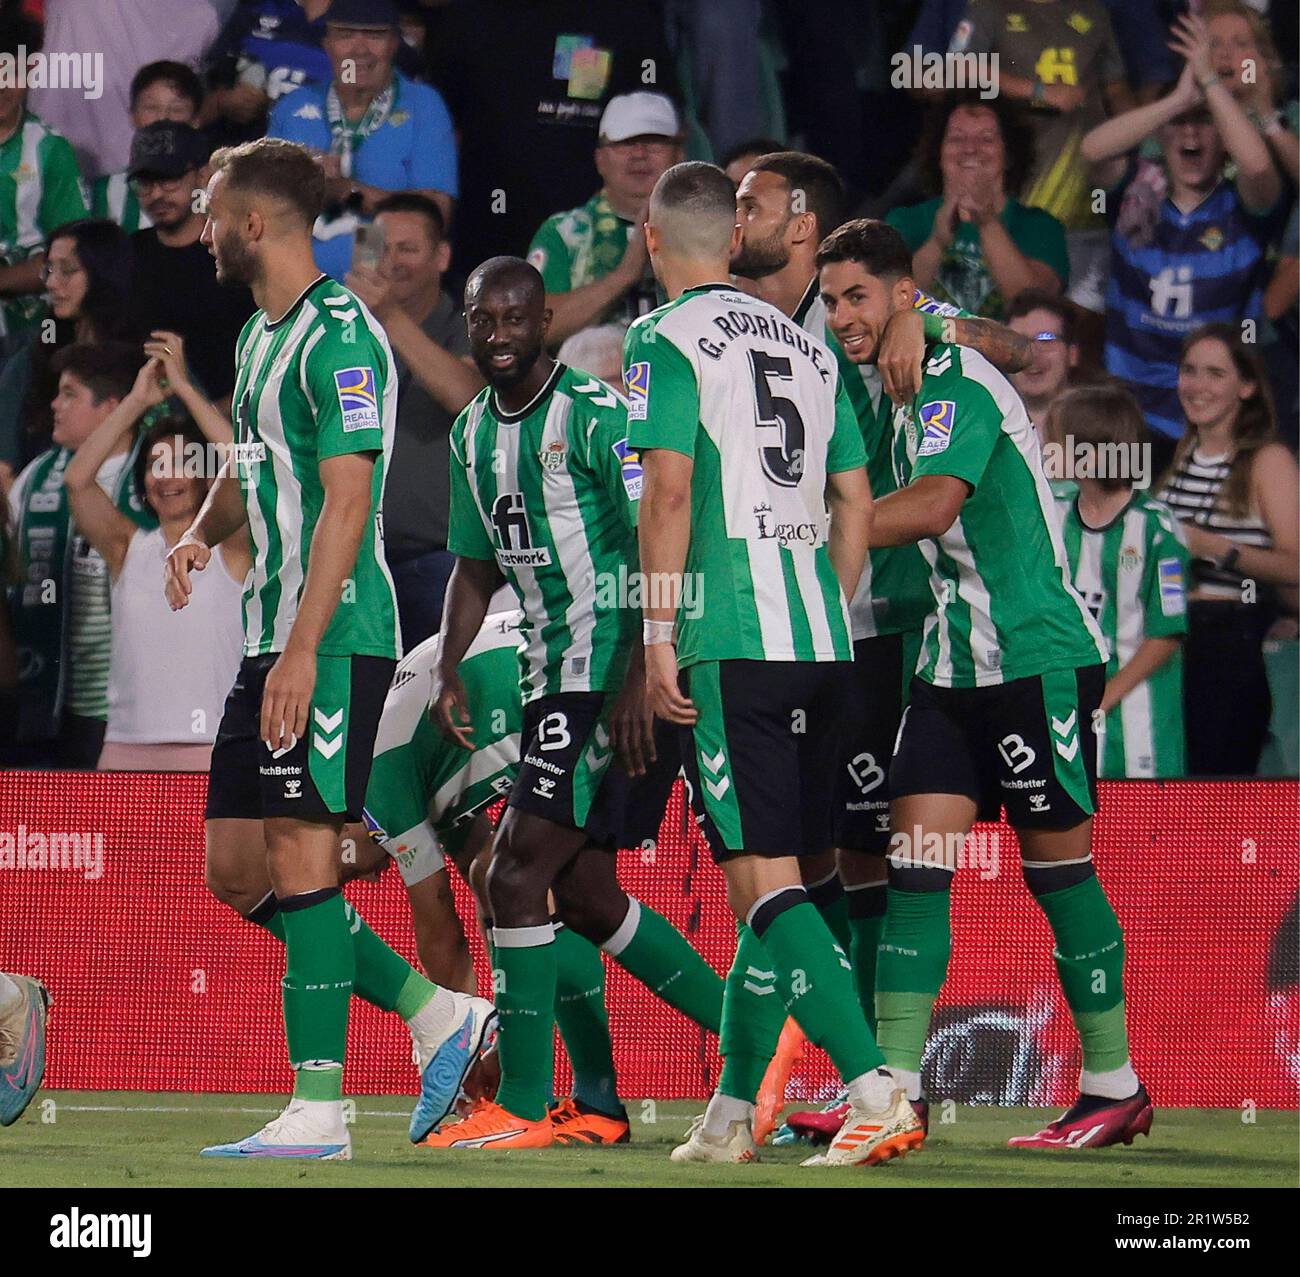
[626,361,650,420]
[1158,557,1186,616]
[612,437,643,500]
[917,399,956,456]
[912,288,963,318]
[334,366,380,432]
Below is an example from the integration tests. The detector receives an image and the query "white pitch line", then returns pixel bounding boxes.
[55,1102,696,1125]
[58,1105,413,1118]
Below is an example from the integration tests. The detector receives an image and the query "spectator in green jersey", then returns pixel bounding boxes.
[90,62,205,235]
[1048,382,1190,779]
[886,93,1069,320]
[0,14,89,342]
[527,92,684,346]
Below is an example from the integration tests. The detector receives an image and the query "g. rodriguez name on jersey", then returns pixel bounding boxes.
[696,291,833,379]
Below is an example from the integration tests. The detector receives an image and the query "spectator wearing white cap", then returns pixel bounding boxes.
[526,92,684,346]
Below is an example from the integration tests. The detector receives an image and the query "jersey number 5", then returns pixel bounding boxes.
[750,350,806,488]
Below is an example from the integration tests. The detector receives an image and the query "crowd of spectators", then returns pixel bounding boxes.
[0,0,1296,780]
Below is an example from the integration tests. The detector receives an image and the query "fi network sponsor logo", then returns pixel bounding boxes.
[50,1209,152,1258]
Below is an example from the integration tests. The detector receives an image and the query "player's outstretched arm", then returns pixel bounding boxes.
[164,470,247,610]
[826,465,873,600]
[877,311,1032,404]
[431,555,503,748]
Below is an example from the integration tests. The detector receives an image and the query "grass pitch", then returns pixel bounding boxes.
[3,1092,1296,1188]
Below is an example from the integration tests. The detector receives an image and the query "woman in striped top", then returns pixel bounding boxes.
[1158,324,1299,775]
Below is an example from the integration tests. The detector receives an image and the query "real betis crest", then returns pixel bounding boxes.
[539,440,567,471]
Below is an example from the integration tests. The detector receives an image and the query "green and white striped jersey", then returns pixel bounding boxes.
[891,342,1107,687]
[1054,483,1189,778]
[0,112,88,337]
[364,609,523,875]
[625,283,865,667]
[795,283,953,640]
[90,172,147,233]
[447,363,639,703]
[231,275,400,659]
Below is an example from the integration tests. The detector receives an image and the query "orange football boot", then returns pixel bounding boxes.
[421,1099,554,1150]
[753,1018,806,1145]
[550,1097,631,1145]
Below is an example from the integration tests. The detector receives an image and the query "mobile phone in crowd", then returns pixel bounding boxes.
[353,220,386,273]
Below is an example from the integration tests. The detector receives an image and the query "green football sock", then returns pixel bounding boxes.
[754,897,883,1080]
[806,872,851,954]
[874,882,952,1075]
[492,925,557,1122]
[248,896,435,1017]
[1033,875,1130,1073]
[717,922,785,1103]
[280,890,354,1103]
[553,923,619,1114]
[846,883,888,1037]
[604,898,723,1034]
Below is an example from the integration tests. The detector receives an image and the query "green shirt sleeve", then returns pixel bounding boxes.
[526,215,576,292]
[827,378,868,472]
[1141,505,1191,639]
[304,324,388,460]
[580,397,641,531]
[624,320,700,459]
[907,358,1001,490]
[446,411,496,560]
[1009,202,1070,288]
[36,133,89,233]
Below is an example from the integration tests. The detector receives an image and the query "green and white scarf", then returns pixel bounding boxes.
[325,76,397,179]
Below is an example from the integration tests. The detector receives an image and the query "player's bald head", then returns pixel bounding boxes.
[648,161,737,259]
[465,256,545,309]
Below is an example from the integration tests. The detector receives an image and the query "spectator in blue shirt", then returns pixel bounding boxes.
[267,0,457,280]
[1081,12,1282,469]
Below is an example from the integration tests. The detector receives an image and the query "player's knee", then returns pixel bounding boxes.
[552,877,625,942]
[204,856,261,916]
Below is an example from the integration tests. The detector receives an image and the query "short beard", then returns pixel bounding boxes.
[477,342,542,390]
[730,229,791,280]
[214,230,258,288]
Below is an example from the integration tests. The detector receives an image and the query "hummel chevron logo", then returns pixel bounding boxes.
[742,965,776,997]
[314,708,344,733]
[586,725,612,771]
[1051,710,1079,761]
[313,706,343,759]
[571,378,618,408]
[321,295,359,323]
[700,748,729,799]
